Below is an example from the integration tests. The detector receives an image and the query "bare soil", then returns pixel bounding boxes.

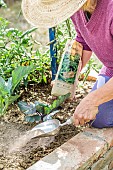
[0,81,94,170]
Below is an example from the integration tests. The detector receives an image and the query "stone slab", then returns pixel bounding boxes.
[83,128,113,147]
[27,130,109,170]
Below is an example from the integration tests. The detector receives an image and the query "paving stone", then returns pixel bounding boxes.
[0,164,4,170]
[27,132,108,170]
[83,128,113,147]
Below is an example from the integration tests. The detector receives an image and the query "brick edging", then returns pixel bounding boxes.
[27,128,113,170]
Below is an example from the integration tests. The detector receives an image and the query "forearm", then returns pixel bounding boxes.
[81,50,92,69]
[89,77,113,106]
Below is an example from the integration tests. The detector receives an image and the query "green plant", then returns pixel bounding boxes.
[0,17,51,84]
[0,17,37,79]
[0,0,6,7]
[55,19,76,63]
[29,49,51,84]
[18,93,70,122]
[0,65,35,116]
[82,58,102,83]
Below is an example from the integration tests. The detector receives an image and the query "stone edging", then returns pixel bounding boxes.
[27,128,113,170]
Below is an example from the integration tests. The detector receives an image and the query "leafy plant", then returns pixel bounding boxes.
[0,18,37,79]
[0,65,35,116]
[82,57,102,83]
[55,19,76,63]
[0,0,7,7]
[18,93,70,122]
[29,49,51,84]
[0,17,51,84]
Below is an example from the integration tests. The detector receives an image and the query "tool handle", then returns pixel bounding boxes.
[68,116,75,124]
[61,116,75,126]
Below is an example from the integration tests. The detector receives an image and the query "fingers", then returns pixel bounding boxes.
[73,113,85,126]
[72,41,82,49]
[74,119,79,126]
[71,41,83,56]
[73,108,98,126]
[74,118,85,126]
[71,48,77,56]
[79,119,85,126]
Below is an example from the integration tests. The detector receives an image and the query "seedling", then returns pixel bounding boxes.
[0,65,35,116]
[18,93,70,122]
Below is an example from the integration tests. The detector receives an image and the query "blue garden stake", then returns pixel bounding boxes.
[49,27,57,80]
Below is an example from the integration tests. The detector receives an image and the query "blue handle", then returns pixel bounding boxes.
[49,27,57,80]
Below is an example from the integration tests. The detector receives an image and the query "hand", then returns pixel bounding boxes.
[71,40,83,56]
[73,93,99,126]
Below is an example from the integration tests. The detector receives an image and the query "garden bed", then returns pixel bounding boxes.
[0,81,94,170]
[0,2,103,170]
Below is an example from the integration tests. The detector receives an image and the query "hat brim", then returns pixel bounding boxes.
[22,0,87,28]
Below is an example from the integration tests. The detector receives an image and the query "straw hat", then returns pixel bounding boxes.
[22,0,87,28]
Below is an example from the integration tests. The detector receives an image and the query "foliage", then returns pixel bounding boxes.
[29,49,51,84]
[82,57,102,83]
[0,0,7,7]
[0,17,51,84]
[0,12,102,118]
[0,65,35,116]
[55,19,76,63]
[0,16,101,87]
[18,93,70,122]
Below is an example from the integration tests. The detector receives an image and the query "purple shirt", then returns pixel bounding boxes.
[71,0,113,77]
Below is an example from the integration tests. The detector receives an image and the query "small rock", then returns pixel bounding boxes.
[0,122,4,125]
[80,90,86,94]
[0,152,3,157]
[76,94,83,98]
[76,90,80,94]
[48,95,53,99]
[83,86,88,90]
[0,164,4,169]
[87,85,92,89]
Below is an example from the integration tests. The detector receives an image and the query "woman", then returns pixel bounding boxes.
[22,0,113,128]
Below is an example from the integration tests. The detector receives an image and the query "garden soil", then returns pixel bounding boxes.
[0,81,94,170]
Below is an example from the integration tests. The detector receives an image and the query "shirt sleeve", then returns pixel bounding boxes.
[110,20,113,35]
[75,31,92,51]
[71,17,92,51]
